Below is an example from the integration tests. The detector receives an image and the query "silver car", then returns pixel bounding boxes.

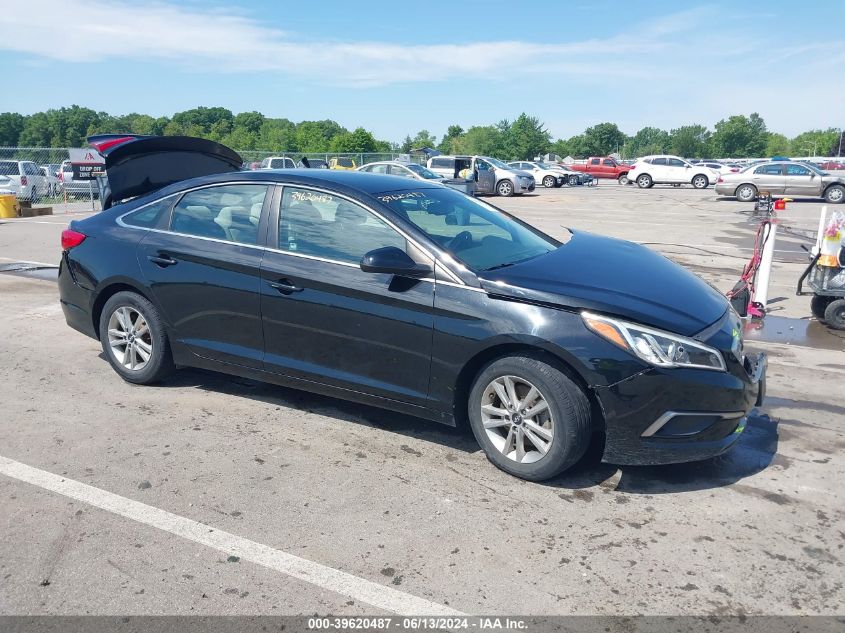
[358,161,446,182]
[714,161,845,203]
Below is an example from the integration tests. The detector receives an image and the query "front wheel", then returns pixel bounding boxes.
[99,291,175,384]
[636,174,653,188]
[542,175,557,188]
[692,174,709,189]
[496,180,514,197]
[468,354,591,481]
[618,173,629,185]
[823,299,845,330]
[824,184,845,204]
[736,184,757,202]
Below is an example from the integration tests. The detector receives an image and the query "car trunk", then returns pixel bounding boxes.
[87,135,243,205]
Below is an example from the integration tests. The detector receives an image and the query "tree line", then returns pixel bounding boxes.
[0,105,841,159]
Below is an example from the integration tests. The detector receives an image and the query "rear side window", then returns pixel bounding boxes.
[755,165,783,175]
[170,184,268,245]
[123,198,174,228]
[0,161,21,176]
[591,158,601,165]
[652,158,667,166]
[430,158,451,168]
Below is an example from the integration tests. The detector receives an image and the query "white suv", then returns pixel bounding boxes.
[0,160,49,201]
[259,156,295,169]
[628,155,718,189]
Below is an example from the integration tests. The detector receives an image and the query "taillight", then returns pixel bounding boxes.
[629,165,636,170]
[717,177,724,183]
[61,229,86,250]
[20,175,27,186]
[730,168,739,172]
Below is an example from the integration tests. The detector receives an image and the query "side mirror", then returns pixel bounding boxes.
[360,246,432,277]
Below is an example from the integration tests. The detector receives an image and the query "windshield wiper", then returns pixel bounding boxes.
[483,262,516,271]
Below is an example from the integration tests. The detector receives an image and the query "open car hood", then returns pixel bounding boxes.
[87,135,243,204]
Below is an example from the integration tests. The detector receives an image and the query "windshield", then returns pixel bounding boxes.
[375,187,558,271]
[405,163,441,179]
[486,157,512,170]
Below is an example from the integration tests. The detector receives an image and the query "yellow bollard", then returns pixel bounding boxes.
[0,193,19,218]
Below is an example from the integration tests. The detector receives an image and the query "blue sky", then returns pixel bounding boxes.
[1,0,843,144]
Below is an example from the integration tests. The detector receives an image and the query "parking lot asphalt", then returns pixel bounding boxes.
[0,183,843,616]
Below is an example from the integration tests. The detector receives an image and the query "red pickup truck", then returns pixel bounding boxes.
[566,157,631,184]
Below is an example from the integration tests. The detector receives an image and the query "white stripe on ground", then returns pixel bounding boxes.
[0,256,58,267]
[0,455,463,616]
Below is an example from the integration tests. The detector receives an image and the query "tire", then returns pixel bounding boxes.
[824,184,845,204]
[496,180,514,197]
[542,175,557,188]
[810,295,833,321]
[692,174,709,189]
[636,174,653,188]
[618,173,629,185]
[823,299,845,330]
[735,184,757,202]
[568,175,579,187]
[99,291,175,384]
[467,354,591,481]
[30,187,40,204]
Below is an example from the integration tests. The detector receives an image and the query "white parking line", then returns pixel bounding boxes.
[0,455,463,616]
[0,256,58,267]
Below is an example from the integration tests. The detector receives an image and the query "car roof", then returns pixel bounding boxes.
[151,169,443,198]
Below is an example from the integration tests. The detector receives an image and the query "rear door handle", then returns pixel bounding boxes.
[268,279,303,295]
[147,254,178,267]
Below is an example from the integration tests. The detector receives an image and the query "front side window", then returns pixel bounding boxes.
[388,165,412,177]
[603,159,615,166]
[278,187,406,264]
[375,187,558,271]
[667,158,686,167]
[368,164,388,174]
[170,184,267,245]
[786,164,810,176]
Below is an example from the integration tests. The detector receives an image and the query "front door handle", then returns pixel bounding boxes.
[147,254,178,267]
[268,279,303,295]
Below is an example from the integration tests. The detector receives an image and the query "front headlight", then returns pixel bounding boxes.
[582,312,726,371]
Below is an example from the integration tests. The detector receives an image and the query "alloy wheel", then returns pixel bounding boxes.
[480,375,554,464]
[498,181,513,196]
[107,306,153,371]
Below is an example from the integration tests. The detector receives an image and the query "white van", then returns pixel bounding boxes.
[427,155,535,196]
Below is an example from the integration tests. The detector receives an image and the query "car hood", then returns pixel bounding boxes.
[88,135,243,202]
[477,230,728,336]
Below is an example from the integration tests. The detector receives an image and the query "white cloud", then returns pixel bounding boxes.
[0,1,704,85]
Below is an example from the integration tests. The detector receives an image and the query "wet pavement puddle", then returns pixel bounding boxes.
[744,315,845,351]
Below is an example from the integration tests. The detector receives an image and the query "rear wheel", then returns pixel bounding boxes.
[542,175,557,188]
[736,184,757,202]
[823,299,845,330]
[99,291,175,384]
[468,354,591,481]
[692,174,709,189]
[496,180,514,197]
[811,295,833,321]
[568,175,579,186]
[636,174,653,188]
[824,184,845,204]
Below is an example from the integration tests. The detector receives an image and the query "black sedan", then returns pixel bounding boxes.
[59,136,765,481]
